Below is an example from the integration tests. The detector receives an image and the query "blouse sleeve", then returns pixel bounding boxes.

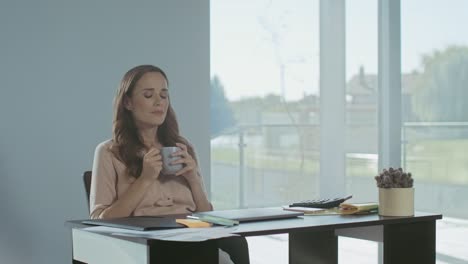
[89,141,117,219]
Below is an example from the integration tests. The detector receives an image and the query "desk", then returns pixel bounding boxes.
[67,212,441,264]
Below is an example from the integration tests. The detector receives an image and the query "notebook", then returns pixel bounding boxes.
[82,216,185,231]
[193,208,303,223]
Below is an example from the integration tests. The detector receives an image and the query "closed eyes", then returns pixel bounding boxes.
[160,90,168,99]
[143,91,154,98]
[142,88,169,99]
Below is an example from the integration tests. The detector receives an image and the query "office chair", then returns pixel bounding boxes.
[82,170,250,264]
[83,171,92,212]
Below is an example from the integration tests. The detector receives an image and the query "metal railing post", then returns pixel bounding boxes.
[402,124,407,169]
[238,129,246,208]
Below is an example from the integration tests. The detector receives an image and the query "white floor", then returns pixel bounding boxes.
[246,217,468,264]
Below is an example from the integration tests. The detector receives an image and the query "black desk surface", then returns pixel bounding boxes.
[67,212,442,244]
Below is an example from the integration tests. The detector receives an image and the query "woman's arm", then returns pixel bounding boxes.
[186,172,213,212]
[90,145,163,219]
[173,143,212,212]
[97,176,155,219]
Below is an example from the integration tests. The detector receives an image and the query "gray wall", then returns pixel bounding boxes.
[0,1,210,263]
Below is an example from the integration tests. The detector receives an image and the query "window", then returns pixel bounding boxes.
[211,0,468,262]
[211,0,320,210]
[345,0,379,203]
[402,0,468,262]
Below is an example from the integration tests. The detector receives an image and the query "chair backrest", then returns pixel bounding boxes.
[83,171,92,212]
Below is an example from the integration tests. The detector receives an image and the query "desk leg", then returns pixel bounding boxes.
[70,229,86,264]
[289,230,338,264]
[149,240,218,264]
[383,220,436,264]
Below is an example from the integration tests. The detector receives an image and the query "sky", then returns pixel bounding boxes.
[211,0,468,101]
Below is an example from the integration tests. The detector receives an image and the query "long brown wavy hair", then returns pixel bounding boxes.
[111,65,196,178]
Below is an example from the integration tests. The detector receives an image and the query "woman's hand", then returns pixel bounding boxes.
[172,143,199,183]
[140,148,163,181]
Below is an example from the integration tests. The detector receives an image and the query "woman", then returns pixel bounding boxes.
[90,65,248,264]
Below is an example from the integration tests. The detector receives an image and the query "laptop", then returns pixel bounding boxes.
[193,208,303,223]
[82,216,185,231]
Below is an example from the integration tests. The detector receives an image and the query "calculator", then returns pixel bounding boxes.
[289,195,353,209]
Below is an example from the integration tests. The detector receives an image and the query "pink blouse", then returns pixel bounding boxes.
[89,140,202,219]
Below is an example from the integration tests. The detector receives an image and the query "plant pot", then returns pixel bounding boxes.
[378,187,414,216]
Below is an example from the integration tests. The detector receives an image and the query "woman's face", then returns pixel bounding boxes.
[125,71,169,129]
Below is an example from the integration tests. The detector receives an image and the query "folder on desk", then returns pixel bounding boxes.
[82,216,185,231]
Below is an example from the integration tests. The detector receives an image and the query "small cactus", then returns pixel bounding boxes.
[375,167,413,188]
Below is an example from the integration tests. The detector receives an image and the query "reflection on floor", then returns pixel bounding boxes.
[246,217,468,264]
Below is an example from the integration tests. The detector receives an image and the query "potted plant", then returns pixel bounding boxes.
[375,167,414,216]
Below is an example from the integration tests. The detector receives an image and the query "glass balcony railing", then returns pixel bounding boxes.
[211,122,468,218]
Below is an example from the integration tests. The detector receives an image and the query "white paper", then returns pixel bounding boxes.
[82,226,239,242]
